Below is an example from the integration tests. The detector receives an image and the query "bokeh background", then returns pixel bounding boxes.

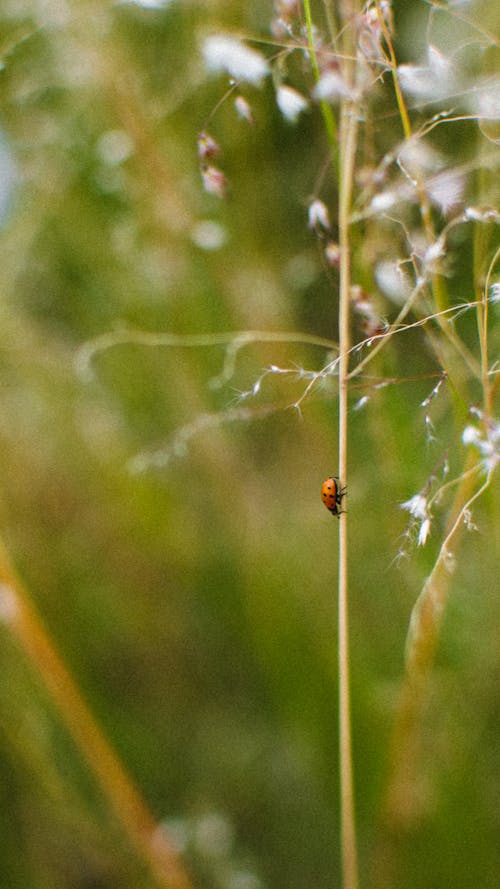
[0,2,498,888]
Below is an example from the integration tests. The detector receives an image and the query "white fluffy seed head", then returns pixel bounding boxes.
[307,199,331,231]
[401,494,428,520]
[276,85,309,123]
[313,70,354,102]
[375,260,411,304]
[234,96,255,123]
[418,518,431,546]
[202,35,269,86]
[426,170,464,215]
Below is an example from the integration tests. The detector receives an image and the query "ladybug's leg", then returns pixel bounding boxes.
[336,482,347,514]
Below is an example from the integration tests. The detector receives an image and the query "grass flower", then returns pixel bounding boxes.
[276,85,309,123]
[307,198,331,232]
[401,494,428,521]
[417,517,432,546]
[234,95,255,123]
[202,35,269,86]
[201,164,228,198]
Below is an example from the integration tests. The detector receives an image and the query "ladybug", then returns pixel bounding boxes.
[321,476,346,517]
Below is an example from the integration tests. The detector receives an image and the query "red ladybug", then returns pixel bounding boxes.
[321,476,346,516]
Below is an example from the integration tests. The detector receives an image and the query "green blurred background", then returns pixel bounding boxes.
[0,2,498,888]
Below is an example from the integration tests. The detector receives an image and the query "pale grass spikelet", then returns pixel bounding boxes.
[420,374,446,408]
[398,138,443,178]
[369,190,397,213]
[464,207,500,224]
[462,418,500,472]
[197,131,220,161]
[397,46,455,102]
[313,68,354,103]
[201,165,228,199]
[462,509,478,532]
[324,241,341,268]
[375,260,411,304]
[307,198,331,232]
[401,493,433,548]
[271,0,300,38]
[442,546,457,574]
[462,425,481,446]
[397,64,437,100]
[423,234,446,269]
[401,494,428,521]
[426,170,465,215]
[423,413,436,444]
[354,395,370,411]
[490,282,500,303]
[270,17,293,40]
[427,46,454,85]
[350,286,373,317]
[358,2,393,63]
[350,285,384,336]
[234,96,255,123]
[202,35,270,86]
[276,85,309,123]
[417,518,431,547]
[358,8,383,61]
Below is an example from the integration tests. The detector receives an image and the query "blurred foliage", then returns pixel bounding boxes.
[0,2,498,889]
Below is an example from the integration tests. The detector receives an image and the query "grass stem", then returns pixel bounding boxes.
[337,12,361,883]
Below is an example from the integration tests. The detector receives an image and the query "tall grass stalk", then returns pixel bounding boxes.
[304,0,361,884]
[337,98,360,889]
[336,3,361,886]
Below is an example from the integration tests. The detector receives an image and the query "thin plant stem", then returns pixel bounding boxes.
[75,328,338,382]
[303,0,338,165]
[304,2,360,884]
[337,104,359,889]
[478,243,500,417]
[337,8,361,889]
[307,0,364,884]
[0,539,195,889]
